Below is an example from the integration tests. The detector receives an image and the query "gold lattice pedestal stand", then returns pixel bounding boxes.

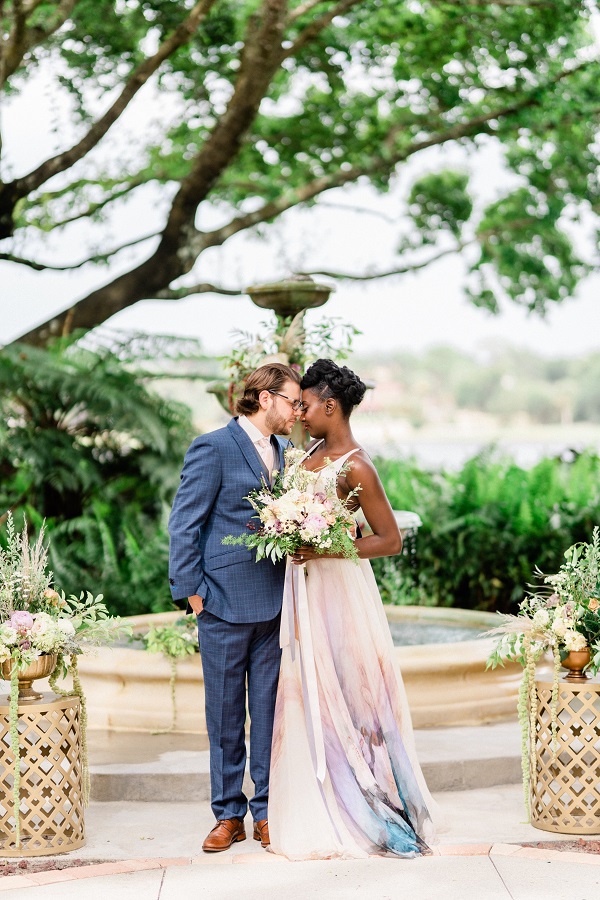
[0,692,85,856]
[531,674,600,834]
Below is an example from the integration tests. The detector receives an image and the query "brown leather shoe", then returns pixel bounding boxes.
[253,819,270,847]
[202,818,246,852]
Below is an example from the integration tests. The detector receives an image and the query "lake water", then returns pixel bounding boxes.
[365,437,600,470]
[388,621,484,646]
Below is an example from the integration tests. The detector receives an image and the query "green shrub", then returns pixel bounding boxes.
[374,449,600,613]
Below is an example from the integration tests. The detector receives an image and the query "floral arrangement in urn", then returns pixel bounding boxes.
[487,526,600,813]
[0,513,127,846]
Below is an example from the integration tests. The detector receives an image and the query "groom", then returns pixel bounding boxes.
[168,363,302,852]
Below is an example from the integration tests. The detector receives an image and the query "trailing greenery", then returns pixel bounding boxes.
[373,450,600,613]
[0,336,196,616]
[136,619,198,731]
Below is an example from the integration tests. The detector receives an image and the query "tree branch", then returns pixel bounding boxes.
[154,0,289,265]
[0,230,159,271]
[9,0,292,347]
[153,282,244,299]
[287,0,331,23]
[10,30,597,348]
[316,200,398,223]
[0,0,78,87]
[298,245,467,281]
[25,178,147,229]
[283,0,365,58]
[9,0,218,197]
[203,57,598,249]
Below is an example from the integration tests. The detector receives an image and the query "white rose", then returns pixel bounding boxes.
[31,612,54,636]
[552,616,567,638]
[564,630,587,652]
[532,609,550,628]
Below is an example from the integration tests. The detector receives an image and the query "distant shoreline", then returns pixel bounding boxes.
[351,419,600,469]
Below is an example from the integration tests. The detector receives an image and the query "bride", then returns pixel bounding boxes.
[268,358,438,860]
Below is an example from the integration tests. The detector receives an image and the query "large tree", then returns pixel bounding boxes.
[1,0,598,346]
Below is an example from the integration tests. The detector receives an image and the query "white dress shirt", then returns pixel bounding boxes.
[238,416,274,478]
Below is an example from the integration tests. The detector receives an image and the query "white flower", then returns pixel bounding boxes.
[551,616,567,638]
[532,609,550,629]
[31,612,55,636]
[56,618,76,637]
[0,646,11,663]
[0,625,19,646]
[564,630,587,652]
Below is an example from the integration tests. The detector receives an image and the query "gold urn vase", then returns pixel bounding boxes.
[561,648,591,682]
[1,654,58,703]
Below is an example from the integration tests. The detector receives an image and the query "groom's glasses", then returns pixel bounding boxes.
[268,390,306,412]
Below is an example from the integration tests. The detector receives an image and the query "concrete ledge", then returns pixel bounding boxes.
[88,721,523,801]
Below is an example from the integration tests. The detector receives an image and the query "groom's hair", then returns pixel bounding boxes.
[236,363,301,416]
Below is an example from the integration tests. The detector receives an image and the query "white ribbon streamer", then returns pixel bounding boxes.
[280,560,326,783]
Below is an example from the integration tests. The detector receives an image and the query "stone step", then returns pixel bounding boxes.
[88,721,523,802]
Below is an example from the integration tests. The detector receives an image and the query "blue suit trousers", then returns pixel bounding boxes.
[197,609,281,822]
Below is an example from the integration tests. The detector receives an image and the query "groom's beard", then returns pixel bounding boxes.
[265,406,293,435]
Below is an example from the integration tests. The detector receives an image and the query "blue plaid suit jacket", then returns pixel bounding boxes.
[168,418,290,623]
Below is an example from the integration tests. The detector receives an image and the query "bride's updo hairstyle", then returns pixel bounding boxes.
[301,358,366,417]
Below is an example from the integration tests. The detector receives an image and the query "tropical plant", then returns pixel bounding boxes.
[1,1,599,347]
[0,335,196,615]
[373,450,600,613]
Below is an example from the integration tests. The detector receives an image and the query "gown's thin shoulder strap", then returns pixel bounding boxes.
[333,447,362,471]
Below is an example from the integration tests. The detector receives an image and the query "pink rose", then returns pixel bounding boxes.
[9,610,34,633]
[303,514,328,534]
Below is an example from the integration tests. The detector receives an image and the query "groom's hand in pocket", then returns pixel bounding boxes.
[188,594,204,614]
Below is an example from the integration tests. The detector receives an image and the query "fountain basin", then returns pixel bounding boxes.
[65,606,525,733]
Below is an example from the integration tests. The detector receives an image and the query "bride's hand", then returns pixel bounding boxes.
[291,545,319,564]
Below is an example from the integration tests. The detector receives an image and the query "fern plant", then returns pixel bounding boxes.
[0,335,196,616]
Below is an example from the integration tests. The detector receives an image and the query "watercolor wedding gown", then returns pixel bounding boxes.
[268,443,438,861]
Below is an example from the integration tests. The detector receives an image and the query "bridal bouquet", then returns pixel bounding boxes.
[223,448,360,563]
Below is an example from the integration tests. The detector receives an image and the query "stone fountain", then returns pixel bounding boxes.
[206,275,335,416]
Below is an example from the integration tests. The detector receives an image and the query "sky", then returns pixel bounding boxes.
[1,53,598,363]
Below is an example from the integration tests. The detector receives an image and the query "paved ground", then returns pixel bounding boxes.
[2,724,600,898]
